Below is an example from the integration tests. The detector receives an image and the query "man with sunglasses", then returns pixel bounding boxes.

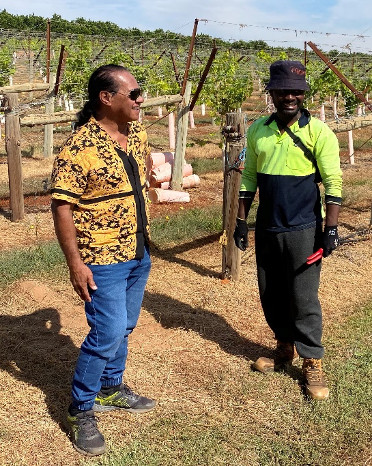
[234,60,342,401]
[51,64,155,456]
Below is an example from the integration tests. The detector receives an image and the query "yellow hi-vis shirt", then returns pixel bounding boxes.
[240,110,342,232]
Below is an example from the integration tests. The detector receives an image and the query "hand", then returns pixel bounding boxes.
[69,260,97,302]
[322,225,339,257]
[233,218,249,251]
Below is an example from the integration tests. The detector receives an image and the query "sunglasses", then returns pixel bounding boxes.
[273,89,305,96]
[114,88,142,101]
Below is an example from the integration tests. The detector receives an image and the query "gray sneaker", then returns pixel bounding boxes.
[67,408,106,456]
[94,383,156,413]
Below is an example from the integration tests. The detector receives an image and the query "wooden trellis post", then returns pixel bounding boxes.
[43,73,55,158]
[5,93,24,221]
[221,112,247,280]
[172,81,192,191]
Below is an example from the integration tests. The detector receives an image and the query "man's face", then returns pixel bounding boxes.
[270,89,305,120]
[109,71,144,123]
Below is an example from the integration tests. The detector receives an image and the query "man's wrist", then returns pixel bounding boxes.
[66,254,85,269]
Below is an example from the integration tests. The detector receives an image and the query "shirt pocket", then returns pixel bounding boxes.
[285,143,314,175]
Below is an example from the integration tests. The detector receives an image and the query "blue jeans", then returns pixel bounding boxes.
[71,247,151,411]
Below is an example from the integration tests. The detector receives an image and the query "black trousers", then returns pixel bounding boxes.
[255,225,324,359]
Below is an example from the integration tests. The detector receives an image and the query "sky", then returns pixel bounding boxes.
[2,0,372,53]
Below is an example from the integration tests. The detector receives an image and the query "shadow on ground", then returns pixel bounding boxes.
[0,308,78,431]
[150,233,222,278]
[143,291,270,362]
[1,291,283,430]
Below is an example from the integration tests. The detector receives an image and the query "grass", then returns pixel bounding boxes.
[0,210,370,465]
[1,216,363,465]
[0,241,65,288]
[150,200,257,249]
[85,301,371,466]
[190,157,223,174]
[0,205,224,286]
[345,178,371,187]
[0,200,258,287]
[340,173,372,208]
[0,176,50,198]
[339,136,372,150]
[150,205,223,248]
[0,128,369,463]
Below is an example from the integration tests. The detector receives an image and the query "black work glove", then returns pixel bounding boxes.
[322,225,339,257]
[233,218,248,251]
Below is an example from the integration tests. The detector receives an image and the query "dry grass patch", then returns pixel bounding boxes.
[0,228,371,464]
[0,102,371,465]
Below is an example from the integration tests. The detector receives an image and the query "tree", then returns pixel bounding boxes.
[0,44,15,86]
[199,50,253,121]
[59,36,95,99]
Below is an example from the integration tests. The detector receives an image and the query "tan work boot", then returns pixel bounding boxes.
[252,341,299,374]
[302,358,329,400]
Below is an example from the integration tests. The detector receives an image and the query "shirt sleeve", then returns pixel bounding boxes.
[240,124,258,193]
[51,144,90,204]
[314,123,343,205]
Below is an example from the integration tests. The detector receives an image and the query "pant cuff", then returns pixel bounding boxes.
[71,401,95,411]
[100,376,123,388]
[295,343,324,359]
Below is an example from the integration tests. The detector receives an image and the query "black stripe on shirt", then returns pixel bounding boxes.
[116,147,149,258]
[51,188,80,199]
[79,190,135,205]
[52,186,146,205]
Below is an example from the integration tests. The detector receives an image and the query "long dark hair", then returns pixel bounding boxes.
[75,64,129,128]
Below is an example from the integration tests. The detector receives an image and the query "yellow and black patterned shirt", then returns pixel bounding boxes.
[51,117,150,265]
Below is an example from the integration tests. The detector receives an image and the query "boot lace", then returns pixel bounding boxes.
[303,359,323,383]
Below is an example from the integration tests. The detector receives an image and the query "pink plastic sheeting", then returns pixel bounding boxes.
[150,152,175,168]
[160,174,200,190]
[150,162,193,184]
[148,188,190,203]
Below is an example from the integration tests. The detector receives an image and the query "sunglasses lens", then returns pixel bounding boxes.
[129,88,141,100]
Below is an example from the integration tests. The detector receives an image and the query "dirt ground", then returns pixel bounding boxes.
[0,114,372,464]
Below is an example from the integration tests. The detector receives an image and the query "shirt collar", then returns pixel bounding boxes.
[264,108,311,128]
[88,116,133,132]
[85,116,135,153]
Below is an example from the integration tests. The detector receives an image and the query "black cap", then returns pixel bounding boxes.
[266,60,309,91]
